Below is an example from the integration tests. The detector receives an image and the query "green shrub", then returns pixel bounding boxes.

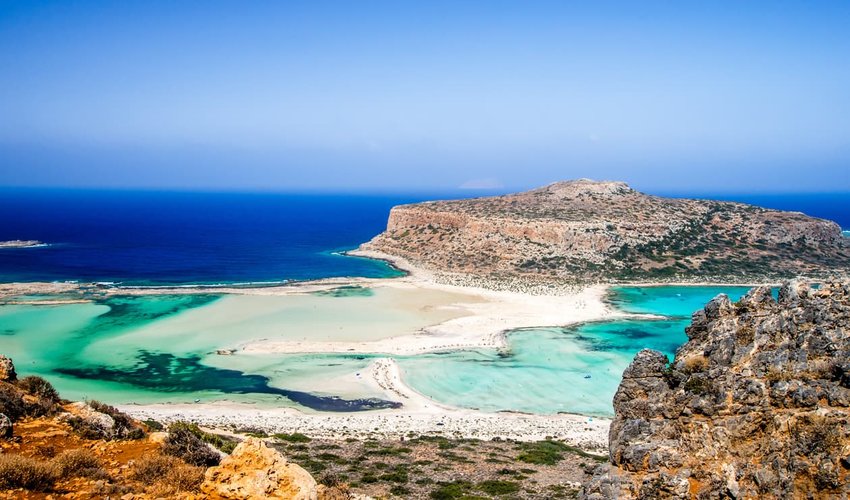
[516,440,570,465]
[517,439,606,465]
[142,419,164,431]
[430,480,474,499]
[478,479,520,495]
[273,432,311,443]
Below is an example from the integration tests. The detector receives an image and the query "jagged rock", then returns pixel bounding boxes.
[361,179,850,283]
[0,412,12,438]
[0,355,16,382]
[581,281,850,499]
[201,437,318,499]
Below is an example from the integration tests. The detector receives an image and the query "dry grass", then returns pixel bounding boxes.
[52,448,109,480]
[131,454,205,494]
[681,355,709,374]
[0,453,58,492]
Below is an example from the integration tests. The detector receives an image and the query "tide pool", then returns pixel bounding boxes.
[0,284,759,416]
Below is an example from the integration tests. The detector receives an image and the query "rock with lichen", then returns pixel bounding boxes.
[581,280,850,499]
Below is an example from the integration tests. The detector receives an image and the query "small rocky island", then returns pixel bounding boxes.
[0,239,45,249]
[582,280,850,499]
[361,179,850,283]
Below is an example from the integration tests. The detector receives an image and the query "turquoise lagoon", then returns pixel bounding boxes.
[0,285,757,416]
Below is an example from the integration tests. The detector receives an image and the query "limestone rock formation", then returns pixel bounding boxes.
[361,179,850,283]
[581,281,850,499]
[0,355,16,382]
[201,437,319,499]
[62,401,115,432]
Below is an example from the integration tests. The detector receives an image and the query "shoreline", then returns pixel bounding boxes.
[0,250,770,449]
[118,358,610,450]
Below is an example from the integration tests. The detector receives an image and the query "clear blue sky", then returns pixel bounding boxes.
[1,1,848,193]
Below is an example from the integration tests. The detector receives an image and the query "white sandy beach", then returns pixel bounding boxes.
[119,358,610,451]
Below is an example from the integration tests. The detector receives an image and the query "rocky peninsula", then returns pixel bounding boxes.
[361,179,850,285]
[582,280,850,499]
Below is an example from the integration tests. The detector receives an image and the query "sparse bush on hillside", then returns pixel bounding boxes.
[142,418,164,431]
[131,454,205,494]
[168,421,237,453]
[274,432,312,443]
[163,422,223,467]
[0,382,54,421]
[0,454,58,492]
[0,384,26,421]
[17,375,60,404]
[52,449,109,480]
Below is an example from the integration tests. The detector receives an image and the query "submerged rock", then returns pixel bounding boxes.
[582,281,850,499]
[201,437,318,499]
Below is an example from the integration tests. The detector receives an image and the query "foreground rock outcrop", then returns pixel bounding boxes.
[582,281,850,499]
[202,437,319,499]
[362,179,850,283]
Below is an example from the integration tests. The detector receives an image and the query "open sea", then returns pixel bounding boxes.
[0,189,848,415]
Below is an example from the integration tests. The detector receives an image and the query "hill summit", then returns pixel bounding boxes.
[361,179,850,283]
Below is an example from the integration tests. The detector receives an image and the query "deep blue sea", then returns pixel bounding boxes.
[0,189,848,285]
[0,189,434,284]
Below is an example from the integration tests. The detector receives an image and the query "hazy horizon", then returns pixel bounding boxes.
[1,1,848,193]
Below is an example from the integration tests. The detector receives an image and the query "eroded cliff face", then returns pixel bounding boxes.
[582,281,850,499]
[361,179,850,282]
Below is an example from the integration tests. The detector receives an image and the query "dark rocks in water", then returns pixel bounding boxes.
[581,280,850,499]
[54,351,401,412]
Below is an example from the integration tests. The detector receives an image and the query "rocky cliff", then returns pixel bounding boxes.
[582,280,850,499]
[361,179,850,283]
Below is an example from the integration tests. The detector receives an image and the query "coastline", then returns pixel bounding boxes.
[118,359,610,451]
[1,249,761,450]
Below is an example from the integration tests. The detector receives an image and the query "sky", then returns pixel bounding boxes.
[0,1,848,193]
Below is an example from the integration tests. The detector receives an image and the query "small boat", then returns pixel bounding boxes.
[194,399,201,403]
[584,374,592,379]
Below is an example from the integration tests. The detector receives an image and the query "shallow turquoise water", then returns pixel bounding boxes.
[0,285,758,416]
[608,285,753,317]
[397,318,693,416]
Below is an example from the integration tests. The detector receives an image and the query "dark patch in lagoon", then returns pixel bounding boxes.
[311,285,374,298]
[54,351,401,412]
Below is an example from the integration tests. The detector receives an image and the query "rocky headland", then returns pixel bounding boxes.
[360,179,850,285]
[581,280,850,499]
